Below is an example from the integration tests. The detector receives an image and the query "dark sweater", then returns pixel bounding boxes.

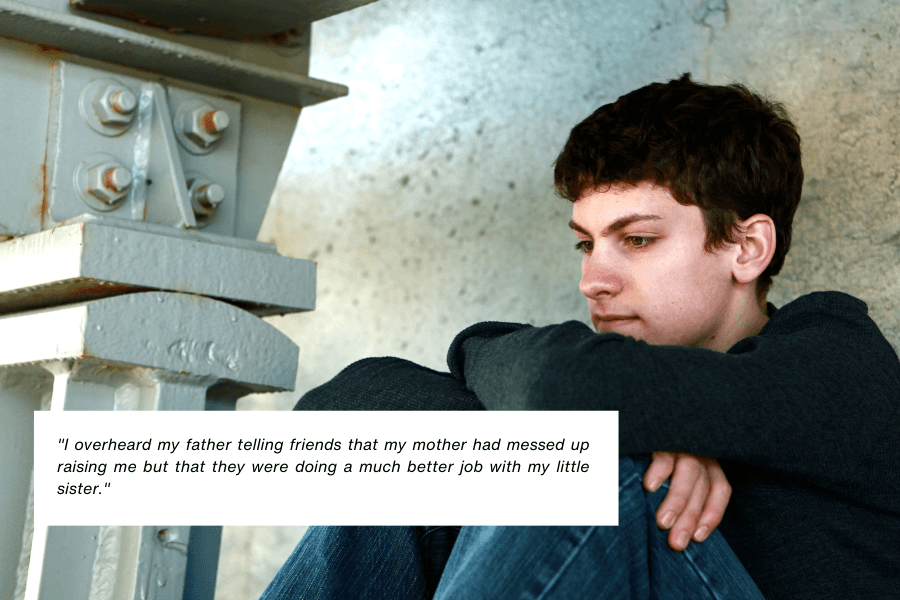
[296,291,900,600]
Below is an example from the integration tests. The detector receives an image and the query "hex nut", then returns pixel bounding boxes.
[184,106,230,147]
[91,84,137,127]
[86,162,132,205]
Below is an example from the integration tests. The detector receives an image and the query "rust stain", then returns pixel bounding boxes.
[0,278,154,317]
[37,163,48,222]
[78,362,135,375]
[0,36,60,59]
[268,28,303,47]
[40,62,56,231]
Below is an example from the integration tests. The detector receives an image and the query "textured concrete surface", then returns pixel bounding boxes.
[215,526,308,599]
[221,0,900,597]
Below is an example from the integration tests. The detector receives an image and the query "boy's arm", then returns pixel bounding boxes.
[446,313,898,483]
[294,354,732,551]
[294,356,483,411]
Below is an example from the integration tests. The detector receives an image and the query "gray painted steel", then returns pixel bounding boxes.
[0,37,51,238]
[0,216,316,316]
[0,49,304,241]
[44,62,242,234]
[0,0,348,107]
[2,292,299,599]
[71,0,378,39]
[0,368,49,600]
[0,292,300,390]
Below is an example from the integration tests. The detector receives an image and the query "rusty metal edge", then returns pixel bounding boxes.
[0,277,309,318]
[0,0,349,107]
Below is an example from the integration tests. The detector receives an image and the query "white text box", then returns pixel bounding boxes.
[34,411,618,526]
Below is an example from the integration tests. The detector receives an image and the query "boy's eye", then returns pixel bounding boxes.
[626,236,654,248]
[574,240,593,253]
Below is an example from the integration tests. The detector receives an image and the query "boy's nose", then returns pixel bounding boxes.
[580,255,623,298]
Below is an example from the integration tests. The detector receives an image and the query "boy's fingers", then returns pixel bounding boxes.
[669,470,709,551]
[655,453,700,530]
[644,451,675,492]
[694,459,732,541]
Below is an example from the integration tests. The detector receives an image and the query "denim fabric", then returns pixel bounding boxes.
[259,526,460,600]
[417,526,462,596]
[259,458,764,600]
[431,457,765,599]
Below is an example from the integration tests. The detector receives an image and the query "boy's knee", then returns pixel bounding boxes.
[619,456,667,515]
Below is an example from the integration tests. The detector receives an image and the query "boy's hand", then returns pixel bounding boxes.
[643,451,732,552]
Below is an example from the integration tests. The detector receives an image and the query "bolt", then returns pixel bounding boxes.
[109,90,136,114]
[184,105,230,147]
[86,161,132,205]
[104,167,132,192]
[189,178,226,218]
[157,528,188,554]
[91,84,136,127]
[201,110,230,134]
[197,183,225,208]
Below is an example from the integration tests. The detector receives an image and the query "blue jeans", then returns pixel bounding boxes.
[260,457,765,599]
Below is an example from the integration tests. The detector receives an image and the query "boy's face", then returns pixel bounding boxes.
[570,181,739,349]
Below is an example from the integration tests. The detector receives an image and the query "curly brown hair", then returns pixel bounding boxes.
[553,73,804,300]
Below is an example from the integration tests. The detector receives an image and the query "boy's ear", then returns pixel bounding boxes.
[732,214,776,284]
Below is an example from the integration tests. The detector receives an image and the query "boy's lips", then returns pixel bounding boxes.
[594,314,641,332]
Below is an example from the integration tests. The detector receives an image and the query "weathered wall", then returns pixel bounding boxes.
[219,0,900,597]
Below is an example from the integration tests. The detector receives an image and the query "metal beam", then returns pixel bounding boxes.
[0,0,348,107]
[70,0,378,39]
[0,292,300,392]
[0,216,316,317]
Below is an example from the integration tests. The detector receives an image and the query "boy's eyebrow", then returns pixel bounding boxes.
[568,213,664,236]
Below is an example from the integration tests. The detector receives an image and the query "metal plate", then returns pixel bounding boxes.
[0,215,316,317]
[70,0,379,38]
[46,62,240,234]
[0,0,348,107]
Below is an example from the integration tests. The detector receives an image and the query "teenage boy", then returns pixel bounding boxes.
[262,74,900,600]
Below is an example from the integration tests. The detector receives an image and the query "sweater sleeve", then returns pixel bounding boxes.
[445,296,900,483]
[294,356,484,412]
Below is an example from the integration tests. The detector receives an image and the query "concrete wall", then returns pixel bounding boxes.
[219,0,900,597]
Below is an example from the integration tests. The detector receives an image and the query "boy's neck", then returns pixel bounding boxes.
[709,294,770,353]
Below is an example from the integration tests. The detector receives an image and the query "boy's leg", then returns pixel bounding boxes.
[259,525,460,600]
[431,457,765,600]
